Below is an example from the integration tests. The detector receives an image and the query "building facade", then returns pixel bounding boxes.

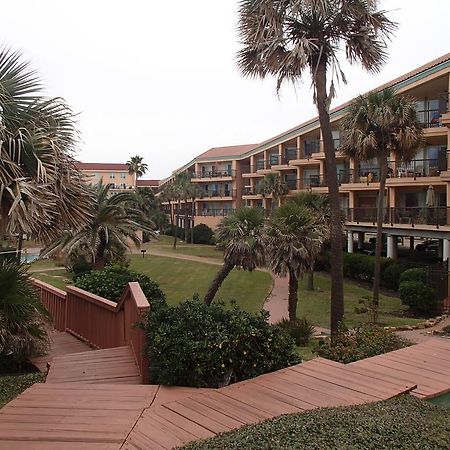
[76,162,136,193]
[159,53,450,261]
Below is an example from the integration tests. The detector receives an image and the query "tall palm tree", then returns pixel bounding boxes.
[159,184,177,244]
[188,183,201,243]
[173,173,195,243]
[204,207,266,306]
[126,155,148,179]
[258,173,288,215]
[0,48,92,245]
[43,183,156,268]
[341,88,423,310]
[266,197,327,321]
[237,0,395,335]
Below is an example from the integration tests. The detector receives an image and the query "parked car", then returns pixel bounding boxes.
[416,239,439,253]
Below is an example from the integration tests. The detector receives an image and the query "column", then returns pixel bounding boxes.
[409,236,415,252]
[357,232,364,250]
[387,235,397,259]
[443,239,450,261]
[347,231,354,253]
[438,239,444,259]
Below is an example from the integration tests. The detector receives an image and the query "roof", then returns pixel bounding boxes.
[76,162,129,171]
[136,179,159,187]
[196,144,259,159]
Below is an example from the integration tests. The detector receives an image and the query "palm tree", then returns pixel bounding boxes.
[258,173,288,215]
[0,48,92,246]
[237,0,395,335]
[43,183,156,268]
[0,260,50,371]
[204,207,266,306]
[188,183,201,244]
[266,197,327,321]
[159,184,177,245]
[173,173,195,243]
[341,88,423,311]
[126,155,148,179]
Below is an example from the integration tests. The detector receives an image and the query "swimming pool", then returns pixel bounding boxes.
[429,392,450,409]
[20,254,39,264]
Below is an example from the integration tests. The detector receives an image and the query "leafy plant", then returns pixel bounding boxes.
[144,297,300,387]
[399,268,427,285]
[191,224,215,245]
[278,318,315,346]
[343,253,392,282]
[0,261,50,371]
[74,265,165,308]
[354,296,378,324]
[315,324,410,363]
[381,263,407,290]
[399,281,437,314]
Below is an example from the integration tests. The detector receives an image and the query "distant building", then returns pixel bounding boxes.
[76,162,136,193]
[136,179,160,192]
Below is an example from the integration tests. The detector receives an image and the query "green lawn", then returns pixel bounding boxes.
[130,255,271,313]
[298,274,423,328]
[0,373,45,408]
[32,269,72,291]
[181,395,450,450]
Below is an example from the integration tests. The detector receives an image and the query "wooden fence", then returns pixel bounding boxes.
[32,279,150,383]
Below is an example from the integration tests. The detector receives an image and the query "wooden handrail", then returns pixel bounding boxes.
[32,278,150,382]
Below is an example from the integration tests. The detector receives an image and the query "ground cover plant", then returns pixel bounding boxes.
[0,372,45,408]
[181,395,450,450]
[315,325,411,363]
[144,298,300,388]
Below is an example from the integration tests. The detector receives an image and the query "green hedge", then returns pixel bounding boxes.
[181,395,450,450]
[144,298,300,387]
[399,267,427,285]
[399,280,437,314]
[343,253,392,282]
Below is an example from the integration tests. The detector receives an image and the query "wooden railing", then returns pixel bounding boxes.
[31,279,150,382]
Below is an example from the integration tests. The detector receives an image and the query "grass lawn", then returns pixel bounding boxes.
[298,273,423,328]
[296,342,316,361]
[130,255,271,313]
[31,269,73,291]
[0,373,45,408]
[182,395,450,450]
[143,235,223,260]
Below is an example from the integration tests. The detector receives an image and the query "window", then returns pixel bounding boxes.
[120,173,126,179]
[405,193,419,208]
[109,173,115,179]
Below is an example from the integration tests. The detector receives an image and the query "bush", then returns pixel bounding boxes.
[144,297,300,387]
[71,259,92,276]
[0,247,17,263]
[163,224,185,240]
[278,318,315,346]
[314,250,331,272]
[192,224,215,245]
[399,280,437,314]
[381,262,407,290]
[74,265,166,308]
[315,324,411,363]
[399,267,427,285]
[343,253,392,282]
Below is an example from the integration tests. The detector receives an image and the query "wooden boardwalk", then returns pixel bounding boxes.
[1,339,449,449]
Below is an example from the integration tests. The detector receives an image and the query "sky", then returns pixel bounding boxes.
[1,1,449,180]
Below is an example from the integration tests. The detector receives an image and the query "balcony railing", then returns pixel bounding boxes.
[388,159,444,178]
[304,141,321,156]
[194,169,236,178]
[198,189,236,198]
[417,108,441,128]
[197,209,235,217]
[346,206,449,228]
[243,186,260,195]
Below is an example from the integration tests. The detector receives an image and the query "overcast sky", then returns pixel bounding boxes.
[1,1,448,180]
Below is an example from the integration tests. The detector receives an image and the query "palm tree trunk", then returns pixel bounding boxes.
[288,268,299,321]
[190,199,195,244]
[315,58,344,336]
[16,231,24,264]
[173,201,180,250]
[184,199,189,242]
[204,261,234,306]
[372,153,388,313]
[94,230,107,269]
[307,267,314,291]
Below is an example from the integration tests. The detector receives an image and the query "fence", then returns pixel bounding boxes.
[32,278,150,383]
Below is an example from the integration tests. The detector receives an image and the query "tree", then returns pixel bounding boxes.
[341,89,423,313]
[237,0,395,336]
[258,173,288,215]
[173,173,195,243]
[0,260,50,371]
[0,47,92,247]
[159,184,177,245]
[188,183,201,244]
[126,155,148,179]
[204,207,266,306]
[266,196,327,321]
[43,183,156,268]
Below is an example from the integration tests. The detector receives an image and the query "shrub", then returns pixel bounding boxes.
[315,324,411,363]
[0,261,50,371]
[399,281,437,314]
[0,247,17,263]
[343,253,392,282]
[399,267,427,285]
[71,259,92,276]
[163,225,185,240]
[278,318,315,346]
[381,262,407,290]
[192,224,215,245]
[442,325,450,335]
[74,265,166,308]
[144,297,300,387]
[314,250,331,272]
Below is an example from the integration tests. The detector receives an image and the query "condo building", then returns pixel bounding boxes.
[160,53,450,261]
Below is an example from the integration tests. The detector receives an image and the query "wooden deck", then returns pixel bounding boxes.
[46,346,142,385]
[30,331,92,372]
[1,339,449,449]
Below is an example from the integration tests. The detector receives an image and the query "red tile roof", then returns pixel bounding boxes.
[136,179,160,187]
[196,144,259,159]
[76,162,129,171]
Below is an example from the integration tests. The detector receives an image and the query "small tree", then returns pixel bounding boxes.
[126,155,148,179]
[204,207,266,305]
[258,173,288,215]
[341,89,423,315]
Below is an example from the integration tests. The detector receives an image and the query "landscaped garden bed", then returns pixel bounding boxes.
[181,395,450,450]
[0,373,46,408]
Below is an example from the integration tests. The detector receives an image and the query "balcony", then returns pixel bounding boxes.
[304,140,321,157]
[388,159,445,178]
[198,189,236,199]
[197,209,235,217]
[346,206,450,228]
[243,187,260,196]
[193,169,236,179]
